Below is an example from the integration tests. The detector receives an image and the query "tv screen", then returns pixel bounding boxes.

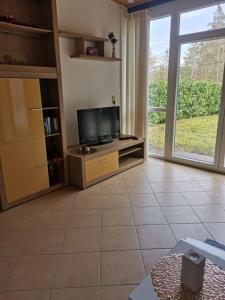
[77,106,120,145]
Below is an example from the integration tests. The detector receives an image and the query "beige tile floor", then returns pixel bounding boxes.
[0,157,225,299]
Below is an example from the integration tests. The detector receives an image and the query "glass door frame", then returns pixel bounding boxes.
[158,7,225,172]
[217,69,225,172]
[165,12,225,171]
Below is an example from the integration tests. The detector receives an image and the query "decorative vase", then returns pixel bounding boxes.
[112,46,116,59]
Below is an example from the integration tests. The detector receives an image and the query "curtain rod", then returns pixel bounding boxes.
[128,0,176,13]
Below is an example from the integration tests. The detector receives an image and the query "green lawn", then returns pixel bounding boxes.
[148,115,218,156]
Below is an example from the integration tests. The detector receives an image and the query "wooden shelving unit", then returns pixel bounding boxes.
[0,0,68,210]
[59,30,121,62]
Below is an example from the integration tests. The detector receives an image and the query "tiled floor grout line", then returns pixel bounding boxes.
[99,185,103,300]
[188,202,215,241]
[143,166,182,243]
[205,189,225,209]
[125,176,149,277]
[172,173,218,241]
[1,282,139,294]
[145,166,220,242]
[151,188,179,245]
[2,230,31,293]
[178,174,220,241]
[46,208,72,300]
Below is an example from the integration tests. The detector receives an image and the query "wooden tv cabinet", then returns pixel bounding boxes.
[68,138,146,189]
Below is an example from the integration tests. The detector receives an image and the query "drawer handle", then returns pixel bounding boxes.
[99,159,109,164]
[36,162,48,168]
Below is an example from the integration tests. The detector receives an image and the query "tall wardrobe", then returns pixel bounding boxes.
[0,0,67,210]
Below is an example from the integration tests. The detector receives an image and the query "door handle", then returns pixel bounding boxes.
[30,108,43,112]
[99,159,109,164]
[36,162,48,168]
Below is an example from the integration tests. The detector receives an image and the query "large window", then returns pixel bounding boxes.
[180,3,225,35]
[148,0,225,173]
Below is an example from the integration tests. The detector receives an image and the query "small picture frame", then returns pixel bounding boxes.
[86,47,98,56]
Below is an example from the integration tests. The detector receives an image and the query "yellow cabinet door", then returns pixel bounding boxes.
[0,78,44,145]
[0,139,49,204]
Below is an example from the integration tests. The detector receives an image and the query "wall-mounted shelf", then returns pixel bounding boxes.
[59,30,108,42]
[0,22,52,37]
[71,55,121,62]
[59,30,121,62]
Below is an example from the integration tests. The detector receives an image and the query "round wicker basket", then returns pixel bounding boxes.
[151,254,225,300]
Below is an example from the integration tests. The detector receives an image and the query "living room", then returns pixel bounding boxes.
[0,0,225,299]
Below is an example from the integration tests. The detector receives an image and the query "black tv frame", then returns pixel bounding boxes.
[77,106,120,146]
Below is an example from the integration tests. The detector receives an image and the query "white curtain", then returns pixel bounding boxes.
[121,10,150,137]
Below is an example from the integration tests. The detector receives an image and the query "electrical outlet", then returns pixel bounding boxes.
[112,95,116,106]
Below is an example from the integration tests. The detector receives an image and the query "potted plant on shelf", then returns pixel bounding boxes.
[108,32,118,59]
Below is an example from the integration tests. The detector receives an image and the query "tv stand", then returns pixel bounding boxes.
[68,138,146,189]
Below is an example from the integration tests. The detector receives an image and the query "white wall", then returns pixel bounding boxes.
[56,0,122,145]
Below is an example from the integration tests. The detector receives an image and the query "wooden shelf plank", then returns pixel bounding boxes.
[119,147,143,158]
[59,30,108,42]
[119,157,144,170]
[42,106,59,111]
[0,22,52,36]
[0,65,57,79]
[71,55,121,62]
[45,133,61,138]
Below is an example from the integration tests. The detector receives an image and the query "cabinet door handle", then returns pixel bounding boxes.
[36,162,48,168]
[99,159,108,165]
[30,108,42,111]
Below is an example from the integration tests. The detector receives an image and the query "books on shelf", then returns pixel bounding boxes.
[44,117,59,135]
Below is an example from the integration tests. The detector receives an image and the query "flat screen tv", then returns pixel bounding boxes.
[77,106,120,146]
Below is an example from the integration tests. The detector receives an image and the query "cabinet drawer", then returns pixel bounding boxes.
[85,152,119,182]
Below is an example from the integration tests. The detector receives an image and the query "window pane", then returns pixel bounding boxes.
[148,112,166,156]
[174,39,225,163]
[148,16,171,155]
[180,3,225,35]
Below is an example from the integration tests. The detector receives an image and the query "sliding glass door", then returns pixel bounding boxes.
[174,39,225,164]
[148,1,225,173]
